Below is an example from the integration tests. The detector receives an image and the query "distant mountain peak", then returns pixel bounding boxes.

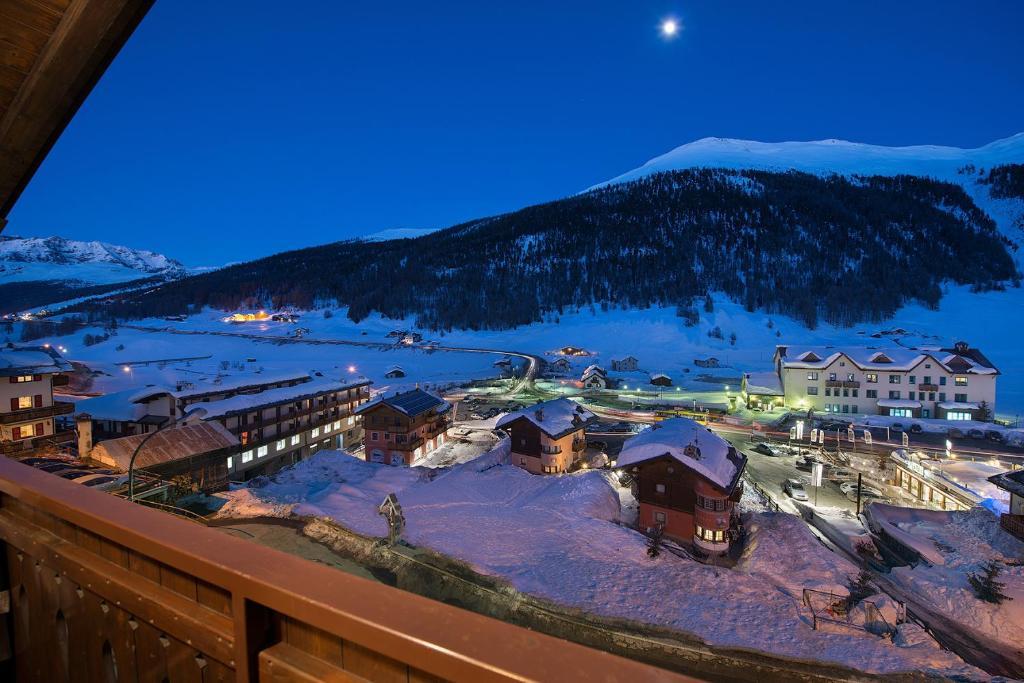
[590,132,1024,190]
[0,234,186,285]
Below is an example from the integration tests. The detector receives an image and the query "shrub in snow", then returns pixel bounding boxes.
[323,310,333,318]
[967,559,1013,604]
[707,326,723,340]
[845,570,876,610]
[646,525,665,558]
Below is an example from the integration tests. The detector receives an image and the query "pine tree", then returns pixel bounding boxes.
[968,560,1013,604]
[646,525,665,558]
[845,569,876,609]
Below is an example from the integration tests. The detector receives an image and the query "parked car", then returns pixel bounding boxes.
[58,470,101,480]
[819,421,847,431]
[890,423,905,433]
[846,487,885,502]
[909,423,923,434]
[796,457,826,472]
[967,428,985,440]
[752,442,785,457]
[827,468,856,481]
[783,479,809,501]
[948,427,966,439]
[986,430,1005,443]
[81,476,121,488]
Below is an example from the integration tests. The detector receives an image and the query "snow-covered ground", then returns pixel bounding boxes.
[0,234,185,285]
[215,449,981,677]
[868,504,1024,653]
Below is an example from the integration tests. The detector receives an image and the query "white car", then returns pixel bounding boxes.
[844,486,884,501]
[783,479,809,501]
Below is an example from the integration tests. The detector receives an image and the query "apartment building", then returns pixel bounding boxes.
[0,345,74,455]
[615,417,747,558]
[774,342,998,420]
[497,397,594,474]
[356,388,451,466]
[184,378,371,480]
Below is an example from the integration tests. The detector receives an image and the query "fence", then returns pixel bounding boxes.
[802,588,897,637]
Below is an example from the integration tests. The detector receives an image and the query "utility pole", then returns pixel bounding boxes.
[855,472,863,516]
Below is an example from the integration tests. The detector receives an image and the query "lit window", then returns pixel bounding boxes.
[655,483,666,494]
[828,373,836,381]
[715,530,725,542]
[333,420,341,430]
[347,416,355,426]
[226,456,233,469]
[889,375,901,384]
[865,373,877,383]
[276,439,286,450]
[290,435,300,446]
[946,411,971,421]
[311,427,320,438]
[13,375,34,383]
[16,396,32,409]
[954,376,967,386]
[654,511,666,523]
[257,445,268,458]
[241,450,254,463]
[806,372,818,381]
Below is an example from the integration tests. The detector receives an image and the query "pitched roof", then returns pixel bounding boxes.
[615,417,746,493]
[90,422,238,471]
[496,398,595,439]
[742,371,783,396]
[776,344,998,375]
[185,378,368,419]
[73,386,175,422]
[174,371,312,400]
[0,345,73,376]
[988,469,1024,499]
[355,388,449,418]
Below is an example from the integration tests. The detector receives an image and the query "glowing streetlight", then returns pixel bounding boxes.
[347,365,357,373]
[122,366,131,373]
[660,17,680,38]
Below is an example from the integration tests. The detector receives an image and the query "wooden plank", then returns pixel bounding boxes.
[0,1,62,37]
[160,562,199,600]
[165,636,200,682]
[131,619,170,683]
[409,668,448,683]
[283,616,343,666]
[342,640,408,683]
[259,642,369,683]
[57,574,92,683]
[203,656,235,683]
[0,511,235,667]
[98,536,130,569]
[197,578,232,616]
[0,39,35,75]
[0,19,48,57]
[128,549,161,583]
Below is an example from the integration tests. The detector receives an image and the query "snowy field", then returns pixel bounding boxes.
[869,505,1024,653]
[216,448,981,677]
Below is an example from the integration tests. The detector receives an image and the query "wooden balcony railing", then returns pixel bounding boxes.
[0,458,689,682]
[0,400,75,424]
[1000,513,1024,541]
[0,429,75,455]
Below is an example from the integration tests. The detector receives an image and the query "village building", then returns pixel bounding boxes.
[611,356,640,372]
[548,357,572,375]
[694,357,721,369]
[740,371,785,410]
[385,365,406,379]
[181,378,371,480]
[356,388,451,466]
[173,371,312,409]
[0,345,74,456]
[650,373,673,387]
[888,449,978,512]
[88,421,239,494]
[73,386,178,439]
[497,398,595,474]
[581,364,609,390]
[773,342,998,420]
[987,470,1024,541]
[558,346,590,357]
[615,417,747,557]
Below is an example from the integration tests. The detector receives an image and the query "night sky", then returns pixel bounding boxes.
[7,1,1024,265]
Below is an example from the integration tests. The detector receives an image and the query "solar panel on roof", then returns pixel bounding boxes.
[386,389,443,416]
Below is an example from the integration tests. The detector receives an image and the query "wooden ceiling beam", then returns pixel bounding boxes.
[0,0,153,225]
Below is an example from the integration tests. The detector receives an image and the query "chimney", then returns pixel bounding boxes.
[534,409,544,421]
[76,413,93,458]
[954,341,969,354]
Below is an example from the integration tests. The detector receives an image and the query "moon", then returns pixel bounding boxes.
[660,18,680,38]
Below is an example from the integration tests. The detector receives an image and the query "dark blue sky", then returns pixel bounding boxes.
[8,1,1024,265]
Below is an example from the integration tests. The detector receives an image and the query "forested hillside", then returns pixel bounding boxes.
[76,169,1019,330]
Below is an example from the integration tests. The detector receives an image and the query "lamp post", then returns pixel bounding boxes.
[128,412,187,502]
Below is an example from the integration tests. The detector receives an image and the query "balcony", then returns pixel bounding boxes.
[0,429,75,455]
[918,383,939,392]
[842,381,860,389]
[0,459,689,682]
[541,445,563,455]
[1000,514,1024,541]
[0,400,74,425]
[824,380,843,388]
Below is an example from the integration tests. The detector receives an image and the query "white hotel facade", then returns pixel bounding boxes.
[773,342,998,421]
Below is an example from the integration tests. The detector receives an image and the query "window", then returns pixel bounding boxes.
[290,435,300,446]
[889,408,912,418]
[849,404,857,413]
[888,391,900,399]
[865,373,878,383]
[806,372,818,381]
[946,411,971,421]
[847,373,855,381]
[922,409,930,418]
[909,375,916,385]
[928,392,935,401]
[257,445,268,458]
[955,393,968,403]
[939,377,947,386]
[954,376,967,386]
[807,386,818,396]
[311,427,320,438]
[655,483,666,494]
[11,375,34,383]
[842,405,849,413]
[938,392,946,402]
[654,511,666,524]
[828,373,837,381]
[851,389,858,397]
[371,432,379,440]
[923,376,932,385]
[824,388,831,396]
[276,439,286,450]
[15,396,32,409]
[347,416,355,426]
[842,388,849,397]
[908,391,915,400]
[241,450,254,463]
[226,456,233,469]
[889,375,901,384]
[866,389,877,399]
[333,420,341,430]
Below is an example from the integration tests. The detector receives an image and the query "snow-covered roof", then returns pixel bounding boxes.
[776,344,998,375]
[74,385,175,422]
[937,401,980,410]
[742,371,783,396]
[876,399,922,409]
[174,371,312,400]
[650,373,671,381]
[355,388,449,418]
[186,378,366,419]
[0,345,73,376]
[496,397,595,439]
[581,364,606,378]
[989,470,1024,499]
[615,417,746,492]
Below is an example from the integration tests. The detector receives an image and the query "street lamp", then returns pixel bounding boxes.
[128,412,188,501]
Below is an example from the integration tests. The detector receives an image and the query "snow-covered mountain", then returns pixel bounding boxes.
[591,132,1024,188]
[359,227,439,242]
[0,235,186,286]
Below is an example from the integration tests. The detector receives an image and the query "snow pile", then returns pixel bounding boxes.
[216,452,980,676]
[870,504,1024,650]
